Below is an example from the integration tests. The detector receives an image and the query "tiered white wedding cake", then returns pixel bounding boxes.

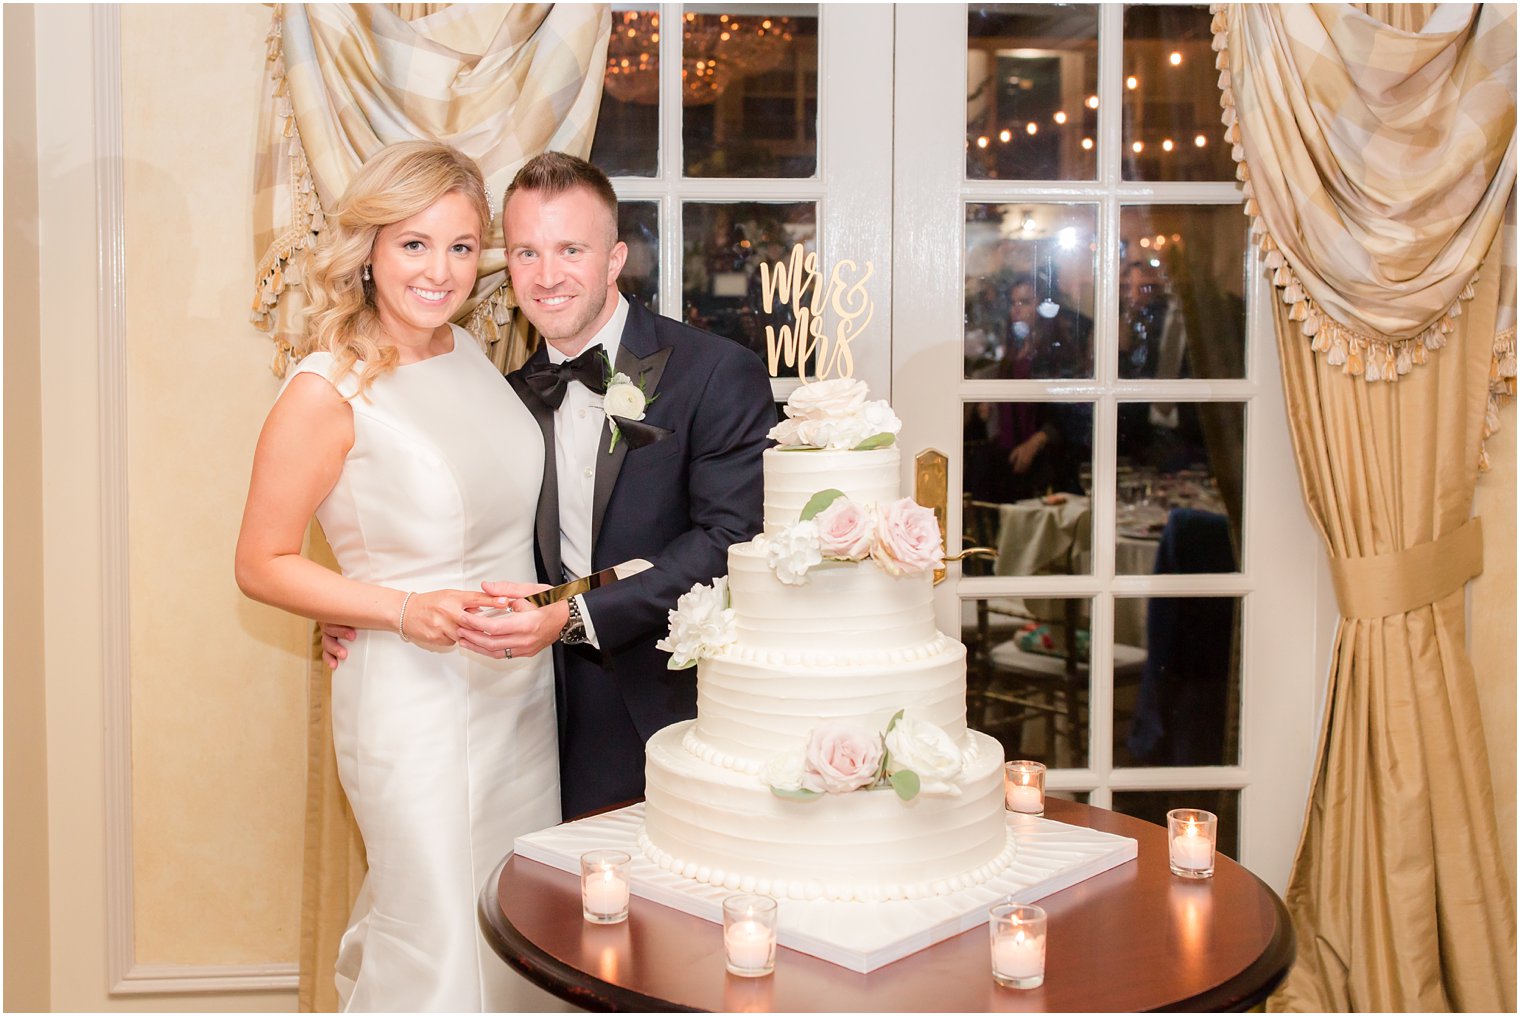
[639,380,1014,902]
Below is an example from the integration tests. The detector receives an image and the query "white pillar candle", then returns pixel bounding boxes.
[584,868,630,915]
[992,929,1045,980]
[724,919,775,971]
[1006,784,1043,814]
[1170,830,1213,871]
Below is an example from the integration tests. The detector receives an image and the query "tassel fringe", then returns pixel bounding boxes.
[1209,3,1511,470]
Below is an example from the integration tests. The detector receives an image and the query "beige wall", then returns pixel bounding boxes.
[5,4,53,1011]
[122,3,309,969]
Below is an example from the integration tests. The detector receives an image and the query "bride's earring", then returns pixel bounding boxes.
[362,264,372,282]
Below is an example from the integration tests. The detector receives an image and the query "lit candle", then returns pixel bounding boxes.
[584,867,630,916]
[992,929,1045,981]
[724,919,775,972]
[1006,784,1043,814]
[1171,823,1213,871]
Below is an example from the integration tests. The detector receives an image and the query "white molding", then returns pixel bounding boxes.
[95,4,296,994]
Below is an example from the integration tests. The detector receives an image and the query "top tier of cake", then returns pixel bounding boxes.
[761,446,901,535]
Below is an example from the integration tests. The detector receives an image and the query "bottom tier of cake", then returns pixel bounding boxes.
[640,722,1014,901]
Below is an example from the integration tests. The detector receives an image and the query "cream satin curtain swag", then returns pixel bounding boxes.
[248,5,611,1010]
[1213,4,1516,1011]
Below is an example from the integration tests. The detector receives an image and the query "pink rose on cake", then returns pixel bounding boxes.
[870,498,945,576]
[814,497,874,560]
[801,724,884,794]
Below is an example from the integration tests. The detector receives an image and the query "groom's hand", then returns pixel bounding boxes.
[456,581,567,660]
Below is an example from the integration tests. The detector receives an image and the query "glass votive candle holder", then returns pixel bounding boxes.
[988,901,1047,989]
[580,850,632,924]
[1004,760,1046,815]
[722,894,778,977]
[1167,809,1218,879]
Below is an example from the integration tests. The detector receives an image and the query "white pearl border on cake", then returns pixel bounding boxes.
[680,725,981,778]
[636,826,1019,902]
[710,633,959,669]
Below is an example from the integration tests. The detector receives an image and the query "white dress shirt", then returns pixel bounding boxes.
[544,294,630,649]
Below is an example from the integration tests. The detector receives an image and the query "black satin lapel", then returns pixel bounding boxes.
[591,342,675,553]
[509,370,561,583]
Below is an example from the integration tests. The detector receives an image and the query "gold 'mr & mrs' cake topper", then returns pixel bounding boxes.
[757,242,873,382]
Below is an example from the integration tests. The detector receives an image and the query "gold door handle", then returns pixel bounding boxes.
[947,547,998,562]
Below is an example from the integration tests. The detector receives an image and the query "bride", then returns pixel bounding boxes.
[235,141,561,1011]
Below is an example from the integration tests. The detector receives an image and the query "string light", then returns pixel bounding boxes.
[1194,134,1208,147]
[1161,139,1174,152]
[1086,95,1100,109]
[1125,75,1138,90]
[1132,140,1144,153]
[976,136,989,149]
[1140,238,1152,248]
[998,128,1012,143]
[1026,122,1038,136]
[1081,138,1094,150]
[1169,51,1183,66]
[1053,111,1067,125]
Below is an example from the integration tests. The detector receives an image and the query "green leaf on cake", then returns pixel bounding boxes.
[852,433,896,451]
[770,786,822,802]
[885,708,905,734]
[889,769,921,802]
[799,488,847,521]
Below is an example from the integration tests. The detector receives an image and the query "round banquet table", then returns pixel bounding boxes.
[478,798,1293,1012]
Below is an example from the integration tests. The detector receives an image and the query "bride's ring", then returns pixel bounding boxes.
[504,647,513,660]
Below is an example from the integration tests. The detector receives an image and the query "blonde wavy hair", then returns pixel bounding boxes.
[298,141,491,396]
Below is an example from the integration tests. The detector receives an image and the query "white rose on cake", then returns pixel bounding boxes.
[884,716,963,796]
[785,377,869,420]
[765,518,824,585]
[857,399,902,443]
[763,747,811,794]
[656,577,736,669]
[870,498,945,576]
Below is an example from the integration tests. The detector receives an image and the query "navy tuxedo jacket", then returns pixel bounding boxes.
[507,298,773,742]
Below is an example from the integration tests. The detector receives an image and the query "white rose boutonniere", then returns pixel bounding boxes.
[599,353,658,453]
[655,577,736,669]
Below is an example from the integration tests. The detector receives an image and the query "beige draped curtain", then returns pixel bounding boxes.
[1213,4,1516,1011]
[248,5,611,1010]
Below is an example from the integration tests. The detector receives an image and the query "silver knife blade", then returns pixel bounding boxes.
[522,559,653,607]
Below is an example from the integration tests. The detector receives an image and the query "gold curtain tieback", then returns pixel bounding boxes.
[1330,517,1484,619]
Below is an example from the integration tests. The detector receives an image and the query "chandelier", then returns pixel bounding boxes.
[604,10,796,107]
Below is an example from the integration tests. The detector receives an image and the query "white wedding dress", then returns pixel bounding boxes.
[285,326,564,1012]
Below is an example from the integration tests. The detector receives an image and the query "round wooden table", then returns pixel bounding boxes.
[478,798,1293,1012]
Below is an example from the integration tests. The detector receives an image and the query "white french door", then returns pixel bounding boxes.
[597,2,1321,891]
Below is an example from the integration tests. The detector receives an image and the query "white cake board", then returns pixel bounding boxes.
[514,804,1136,973]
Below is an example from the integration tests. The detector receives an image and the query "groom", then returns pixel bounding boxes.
[457,152,771,819]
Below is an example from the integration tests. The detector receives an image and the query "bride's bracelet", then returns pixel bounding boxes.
[398,591,415,643]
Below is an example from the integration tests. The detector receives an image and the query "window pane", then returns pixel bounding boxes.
[594,7,662,176]
[1121,4,1235,182]
[683,6,818,178]
[1113,595,1241,767]
[617,201,659,312]
[681,201,816,366]
[966,203,1096,380]
[1115,401,1242,574]
[967,4,1100,180]
[963,401,1093,575]
[1119,205,1246,380]
[964,595,1094,770]
[1112,789,1240,858]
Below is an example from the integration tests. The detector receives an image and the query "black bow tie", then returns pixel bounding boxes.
[524,345,607,409]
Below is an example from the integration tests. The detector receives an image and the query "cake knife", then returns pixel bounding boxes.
[520,559,654,608]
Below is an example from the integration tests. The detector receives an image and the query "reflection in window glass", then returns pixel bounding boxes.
[681,201,816,366]
[683,7,818,178]
[593,8,662,176]
[966,203,1096,380]
[1119,205,1246,380]
[967,4,1099,180]
[1121,4,1235,182]
[617,202,659,311]
[1115,401,1242,573]
[1113,595,1240,767]
[962,596,1095,770]
[1112,789,1240,858]
[962,401,1093,575]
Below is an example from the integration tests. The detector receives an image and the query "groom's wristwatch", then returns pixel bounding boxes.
[560,596,589,646]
